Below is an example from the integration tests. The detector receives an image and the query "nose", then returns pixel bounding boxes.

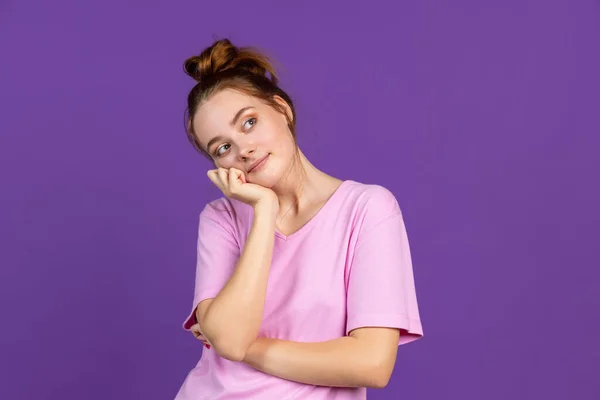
[239,145,256,161]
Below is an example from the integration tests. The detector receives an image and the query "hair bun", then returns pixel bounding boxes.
[183,38,278,85]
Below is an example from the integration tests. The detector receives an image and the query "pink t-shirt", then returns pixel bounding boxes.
[176,180,423,400]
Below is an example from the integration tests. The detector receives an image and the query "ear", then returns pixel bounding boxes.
[273,95,294,124]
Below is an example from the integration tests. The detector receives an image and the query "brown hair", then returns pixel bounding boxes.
[183,38,297,160]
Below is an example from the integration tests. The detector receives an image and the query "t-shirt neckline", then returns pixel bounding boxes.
[274,180,350,241]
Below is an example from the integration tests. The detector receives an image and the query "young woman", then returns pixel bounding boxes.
[175,38,424,399]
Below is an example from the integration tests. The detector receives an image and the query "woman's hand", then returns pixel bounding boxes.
[207,167,278,211]
[190,323,212,349]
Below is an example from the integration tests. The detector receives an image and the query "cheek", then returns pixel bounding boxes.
[213,155,235,169]
[264,127,293,153]
[275,134,296,158]
[256,118,289,147]
[253,128,277,148]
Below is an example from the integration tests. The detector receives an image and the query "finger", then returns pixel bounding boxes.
[230,167,247,184]
[191,329,201,339]
[196,334,210,347]
[228,168,242,189]
[217,168,229,189]
[195,331,208,343]
[207,169,221,188]
[210,168,227,192]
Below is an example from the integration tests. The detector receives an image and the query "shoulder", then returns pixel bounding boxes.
[199,196,250,231]
[343,180,401,214]
[341,180,403,231]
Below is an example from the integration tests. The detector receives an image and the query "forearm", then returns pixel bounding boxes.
[242,336,386,388]
[201,203,277,359]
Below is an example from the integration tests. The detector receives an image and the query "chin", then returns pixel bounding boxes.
[247,166,285,188]
[247,174,277,188]
[246,155,293,188]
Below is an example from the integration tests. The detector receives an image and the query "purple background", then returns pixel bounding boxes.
[1,1,599,399]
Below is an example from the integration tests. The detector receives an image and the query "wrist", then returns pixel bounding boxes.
[253,197,279,218]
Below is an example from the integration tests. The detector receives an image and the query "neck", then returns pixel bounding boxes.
[271,150,335,215]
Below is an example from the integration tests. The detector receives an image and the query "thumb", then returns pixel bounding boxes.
[228,168,245,187]
[190,324,201,335]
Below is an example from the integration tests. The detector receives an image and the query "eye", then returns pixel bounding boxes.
[243,117,257,131]
[215,143,231,157]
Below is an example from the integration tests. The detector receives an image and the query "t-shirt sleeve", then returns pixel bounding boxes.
[345,187,424,345]
[182,202,241,331]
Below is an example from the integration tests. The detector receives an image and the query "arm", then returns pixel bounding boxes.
[242,327,400,388]
[238,187,421,387]
[197,200,278,361]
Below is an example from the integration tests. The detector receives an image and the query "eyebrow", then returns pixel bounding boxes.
[231,106,255,127]
[205,106,255,152]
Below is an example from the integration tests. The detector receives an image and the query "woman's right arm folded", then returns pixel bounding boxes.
[188,201,278,361]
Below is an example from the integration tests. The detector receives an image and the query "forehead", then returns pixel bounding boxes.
[193,89,262,140]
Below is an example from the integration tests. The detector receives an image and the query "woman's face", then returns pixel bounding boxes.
[192,88,296,187]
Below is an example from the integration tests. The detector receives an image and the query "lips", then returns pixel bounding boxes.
[248,154,269,173]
